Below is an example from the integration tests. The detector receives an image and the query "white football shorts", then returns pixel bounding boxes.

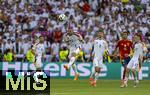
[93,57,103,68]
[127,58,139,70]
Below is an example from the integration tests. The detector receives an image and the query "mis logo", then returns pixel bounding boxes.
[6,72,47,90]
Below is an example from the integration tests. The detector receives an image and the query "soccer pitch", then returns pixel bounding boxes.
[50,79,150,95]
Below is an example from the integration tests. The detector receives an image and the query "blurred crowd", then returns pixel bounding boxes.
[0,0,150,62]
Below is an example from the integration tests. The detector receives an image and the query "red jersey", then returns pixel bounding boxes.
[116,39,133,59]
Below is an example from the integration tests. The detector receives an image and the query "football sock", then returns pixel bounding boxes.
[90,66,95,78]
[72,63,78,75]
[123,68,126,80]
[95,72,99,81]
[135,70,138,81]
[125,76,128,83]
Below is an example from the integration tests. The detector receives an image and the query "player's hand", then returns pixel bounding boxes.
[80,39,85,43]
[124,54,130,58]
[112,54,117,59]
[111,54,118,62]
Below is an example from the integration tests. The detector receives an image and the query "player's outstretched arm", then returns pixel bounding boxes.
[74,32,85,43]
[129,47,133,57]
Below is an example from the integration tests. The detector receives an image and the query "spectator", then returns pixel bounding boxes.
[21,38,31,55]
[51,42,60,62]
[52,27,63,43]
[59,47,69,62]
[80,1,91,13]
[76,50,85,62]
[3,49,14,62]
[4,39,15,52]
[44,37,51,54]
[26,48,35,63]
[82,36,92,62]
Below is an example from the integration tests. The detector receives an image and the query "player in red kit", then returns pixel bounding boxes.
[114,31,133,87]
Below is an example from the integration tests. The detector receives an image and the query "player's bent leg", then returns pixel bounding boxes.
[64,48,81,81]
[63,64,69,70]
[64,54,76,70]
[64,48,80,80]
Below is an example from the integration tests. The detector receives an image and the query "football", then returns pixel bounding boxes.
[59,14,66,21]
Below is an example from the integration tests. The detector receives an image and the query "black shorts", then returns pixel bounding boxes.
[122,57,131,67]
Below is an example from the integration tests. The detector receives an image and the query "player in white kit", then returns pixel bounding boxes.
[63,27,84,80]
[31,36,45,83]
[123,34,144,88]
[89,31,109,87]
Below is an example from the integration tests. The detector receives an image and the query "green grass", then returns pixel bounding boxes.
[50,79,150,95]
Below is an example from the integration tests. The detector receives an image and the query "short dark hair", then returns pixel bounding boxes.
[39,35,44,38]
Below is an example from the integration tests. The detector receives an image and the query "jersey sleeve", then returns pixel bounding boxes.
[74,32,83,41]
[62,33,68,42]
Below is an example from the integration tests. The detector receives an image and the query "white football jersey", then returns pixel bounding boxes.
[132,42,143,59]
[63,32,82,48]
[35,43,45,57]
[93,39,108,58]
